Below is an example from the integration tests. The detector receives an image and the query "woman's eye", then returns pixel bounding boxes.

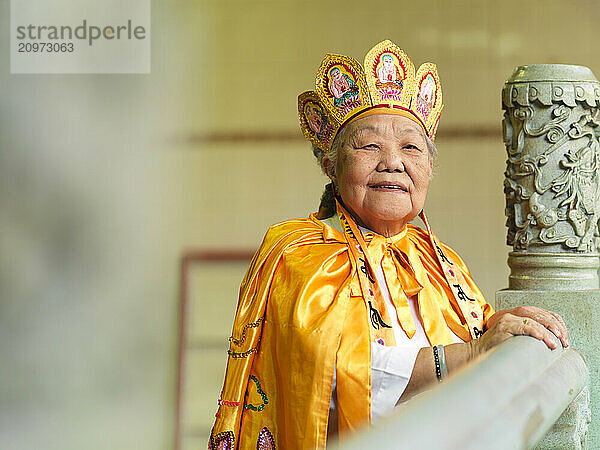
[404,144,421,150]
[361,143,379,150]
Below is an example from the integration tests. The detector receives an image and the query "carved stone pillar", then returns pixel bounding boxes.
[502,64,600,290]
[498,64,599,448]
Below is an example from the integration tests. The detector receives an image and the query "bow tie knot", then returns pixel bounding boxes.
[362,231,423,300]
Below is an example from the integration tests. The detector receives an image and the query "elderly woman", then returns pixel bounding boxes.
[209,40,568,450]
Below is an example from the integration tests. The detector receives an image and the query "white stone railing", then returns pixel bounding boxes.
[334,336,590,450]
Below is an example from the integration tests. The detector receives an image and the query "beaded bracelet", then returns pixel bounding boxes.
[432,345,442,381]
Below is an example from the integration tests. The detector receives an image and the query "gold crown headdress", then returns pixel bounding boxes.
[298,40,443,153]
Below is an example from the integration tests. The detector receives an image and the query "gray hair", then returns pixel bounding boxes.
[313,126,438,218]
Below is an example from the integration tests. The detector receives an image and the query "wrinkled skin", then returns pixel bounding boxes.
[323,114,432,238]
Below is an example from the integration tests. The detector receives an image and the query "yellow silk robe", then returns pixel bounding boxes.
[209,214,494,450]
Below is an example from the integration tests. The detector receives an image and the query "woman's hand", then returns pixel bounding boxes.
[471,306,569,357]
[399,306,569,404]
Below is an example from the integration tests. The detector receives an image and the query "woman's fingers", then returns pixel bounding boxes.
[547,310,569,347]
[512,306,569,348]
[528,308,565,346]
[519,316,558,350]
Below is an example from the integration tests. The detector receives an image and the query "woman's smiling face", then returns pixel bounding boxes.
[325,114,432,237]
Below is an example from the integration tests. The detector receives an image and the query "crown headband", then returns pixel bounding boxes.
[298,40,443,153]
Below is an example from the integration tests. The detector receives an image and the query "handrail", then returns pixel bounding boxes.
[334,336,589,450]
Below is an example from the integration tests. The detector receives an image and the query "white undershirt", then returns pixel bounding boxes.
[327,221,464,427]
[368,250,464,421]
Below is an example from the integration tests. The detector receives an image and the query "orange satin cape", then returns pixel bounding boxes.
[209,212,494,450]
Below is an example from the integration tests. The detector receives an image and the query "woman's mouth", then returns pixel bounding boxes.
[367,182,409,192]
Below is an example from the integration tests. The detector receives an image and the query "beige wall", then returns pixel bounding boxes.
[174,0,600,292]
[2,0,599,449]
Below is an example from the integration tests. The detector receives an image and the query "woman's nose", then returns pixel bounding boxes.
[376,147,405,172]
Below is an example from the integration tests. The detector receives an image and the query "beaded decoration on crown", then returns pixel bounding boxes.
[298,40,443,153]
